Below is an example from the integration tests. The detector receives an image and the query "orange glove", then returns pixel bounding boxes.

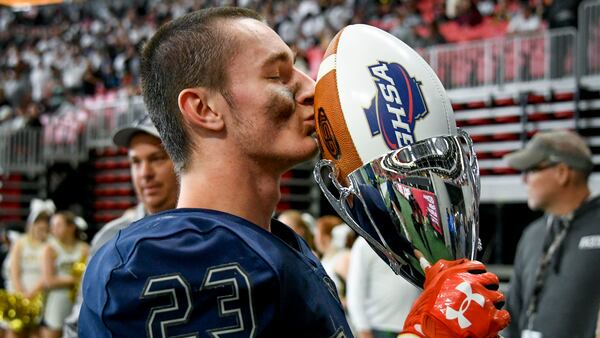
[401,259,510,338]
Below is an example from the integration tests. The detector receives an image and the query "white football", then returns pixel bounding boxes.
[314,24,457,181]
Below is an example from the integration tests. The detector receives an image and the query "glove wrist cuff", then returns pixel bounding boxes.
[400,325,426,338]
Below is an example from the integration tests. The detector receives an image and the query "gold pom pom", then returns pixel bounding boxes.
[0,290,43,333]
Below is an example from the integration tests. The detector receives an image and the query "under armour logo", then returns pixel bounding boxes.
[445,281,485,329]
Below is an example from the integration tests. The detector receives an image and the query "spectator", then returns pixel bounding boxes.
[41,211,89,338]
[80,63,101,96]
[455,0,483,27]
[542,0,582,29]
[325,0,354,31]
[0,87,13,124]
[6,199,54,338]
[347,237,421,338]
[492,0,511,21]
[425,20,446,45]
[62,115,179,338]
[0,228,11,289]
[277,209,316,252]
[390,5,418,46]
[507,3,542,34]
[477,0,496,17]
[503,130,600,338]
[411,20,446,49]
[29,59,49,103]
[315,215,352,301]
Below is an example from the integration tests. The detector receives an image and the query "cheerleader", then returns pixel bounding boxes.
[40,212,88,338]
[6,199,54,338]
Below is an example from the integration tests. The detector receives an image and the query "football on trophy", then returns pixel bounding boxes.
[314,24,457,182]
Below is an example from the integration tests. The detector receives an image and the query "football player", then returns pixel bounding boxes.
[79,7,508,338]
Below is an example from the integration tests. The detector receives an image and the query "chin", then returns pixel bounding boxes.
[297,144,319,162]
[527,199,541,211]
[143,198,162,209]
[277,149,317,173]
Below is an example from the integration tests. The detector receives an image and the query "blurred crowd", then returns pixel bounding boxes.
[0,0,581,133]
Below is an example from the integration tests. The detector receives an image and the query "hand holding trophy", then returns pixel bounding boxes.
[313,24,509,337]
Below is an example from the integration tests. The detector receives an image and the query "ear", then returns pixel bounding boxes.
[556,163,570,186]
[178,87,224,132]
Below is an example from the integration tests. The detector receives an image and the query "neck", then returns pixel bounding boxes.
[177,158,282,231]
[547,185,591,216]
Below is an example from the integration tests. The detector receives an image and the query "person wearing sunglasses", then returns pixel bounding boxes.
[503,129,599,338]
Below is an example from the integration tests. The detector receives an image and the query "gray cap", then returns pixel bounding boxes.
[113,115,160,148]
[504,130,593,172]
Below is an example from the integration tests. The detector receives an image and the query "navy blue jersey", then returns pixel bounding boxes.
[79,209,352,338]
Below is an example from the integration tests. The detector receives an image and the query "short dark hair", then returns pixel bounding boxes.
[140,7,263,173]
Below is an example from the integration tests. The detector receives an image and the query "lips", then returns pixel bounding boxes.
[304,117,316,136]
[142,185,161,195]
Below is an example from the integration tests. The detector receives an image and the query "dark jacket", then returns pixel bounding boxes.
[505,195,600,338]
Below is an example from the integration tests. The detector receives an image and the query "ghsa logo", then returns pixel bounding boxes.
[363,61,428,150]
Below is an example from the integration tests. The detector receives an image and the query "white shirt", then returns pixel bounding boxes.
[347,237,421,332]
[507,12,541,33]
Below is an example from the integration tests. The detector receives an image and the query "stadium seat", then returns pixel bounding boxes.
[494,115,520,124]
[494,97,517,106]
[491,132,520,141]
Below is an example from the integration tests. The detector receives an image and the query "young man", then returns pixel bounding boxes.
[503,130,600,338]
[63,116,178,337]
[80,7,508,337]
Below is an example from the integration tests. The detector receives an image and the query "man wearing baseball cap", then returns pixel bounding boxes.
[92,114,179,254]
[62,114,178,338]
[503,130,600,338]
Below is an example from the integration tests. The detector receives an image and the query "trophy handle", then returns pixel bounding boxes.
[458,128,480,204]
[313,160,403,273]
[456,129,483,252]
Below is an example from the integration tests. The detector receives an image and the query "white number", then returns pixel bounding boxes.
[141,265,255,338]
[141,274,198,338]
[202,264,256,338]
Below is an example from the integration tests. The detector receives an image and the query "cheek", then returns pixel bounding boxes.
[131,169,144,188]
[131,167,140,180]
[157,165,176,184]
[528,177,550,199]
[267,87,295,124]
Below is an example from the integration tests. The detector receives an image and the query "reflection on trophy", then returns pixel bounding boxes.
[313,24,481,288]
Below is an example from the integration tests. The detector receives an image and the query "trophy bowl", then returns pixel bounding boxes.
[314,129,481,288]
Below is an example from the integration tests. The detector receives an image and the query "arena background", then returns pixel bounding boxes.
[0,0,599,281]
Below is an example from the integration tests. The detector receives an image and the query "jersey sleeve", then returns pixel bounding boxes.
[79,231,124,338]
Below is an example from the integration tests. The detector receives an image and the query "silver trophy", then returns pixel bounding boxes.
[314,129,481,288]
[313,24,482,288]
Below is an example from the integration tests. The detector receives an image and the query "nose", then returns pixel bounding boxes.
[294,67,315,107]
[140,160,155,179]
